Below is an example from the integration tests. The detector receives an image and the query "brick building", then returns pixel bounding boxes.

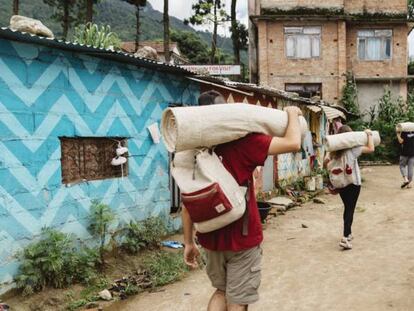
[249,0,410,114]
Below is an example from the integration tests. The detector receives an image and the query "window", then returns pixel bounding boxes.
[358,29,392,61]
[285,83,322,98]
[60,137,128,184]
[285,26,321,59]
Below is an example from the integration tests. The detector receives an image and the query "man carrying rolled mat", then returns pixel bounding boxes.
[397,129,414,189]
[181,90,303,311]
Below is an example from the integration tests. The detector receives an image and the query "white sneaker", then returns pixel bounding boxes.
[347,234,353,241]
[339,237,352,250]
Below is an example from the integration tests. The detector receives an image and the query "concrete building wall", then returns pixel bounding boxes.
[261,0,344,11]
[357,82,403,115]
[346,23,409,78]
[344,0,407,15]
[0,38,199,291]
[260,0,407,14]
[258,20,347,103]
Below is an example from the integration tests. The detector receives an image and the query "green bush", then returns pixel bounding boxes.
[122,217,168,254]
[362,89,414,163]
[15,228,98,295]
[73,23,122,51]
[342,87,414,163]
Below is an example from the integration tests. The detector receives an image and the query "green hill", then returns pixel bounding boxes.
[0,0,246,64]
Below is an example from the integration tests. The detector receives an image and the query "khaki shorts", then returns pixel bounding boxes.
[205,246,262,305]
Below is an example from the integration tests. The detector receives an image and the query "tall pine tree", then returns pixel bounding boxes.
[163,0,170,63]
[13,0,19,15]
[185,0,228,64]
[43,0,85,39]
[123,0,147,52]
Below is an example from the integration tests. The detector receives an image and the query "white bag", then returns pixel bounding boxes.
[327,152,357,189]
[171,149,247,233]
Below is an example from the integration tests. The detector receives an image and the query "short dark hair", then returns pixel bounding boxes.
[338,125,352,134]
[198,90,226,106]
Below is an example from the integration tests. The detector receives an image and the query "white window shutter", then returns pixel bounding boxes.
[286,36,295,57]
[297,35,311,58]
[312,36,320,57]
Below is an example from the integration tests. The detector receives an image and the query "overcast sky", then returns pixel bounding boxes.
[148,0,414,56]
[148,0,248,37]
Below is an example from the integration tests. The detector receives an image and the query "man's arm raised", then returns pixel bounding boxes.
[268,106,303,156]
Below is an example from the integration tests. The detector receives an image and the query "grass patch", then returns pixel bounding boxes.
[65,278,109,311]
[65,251,189,310]
[143,251,189,288]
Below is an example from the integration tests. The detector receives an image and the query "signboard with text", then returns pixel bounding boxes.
[180,65,241,76]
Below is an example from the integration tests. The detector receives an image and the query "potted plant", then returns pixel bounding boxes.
[256,191,272,223]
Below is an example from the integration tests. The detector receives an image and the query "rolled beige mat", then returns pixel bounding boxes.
[325,131,381,152]
[161,103,308,152]
[396,122,414,132]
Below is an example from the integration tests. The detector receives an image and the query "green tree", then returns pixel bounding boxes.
[163,0,170,63]
[123,0,147,52]
[230,0,248,64]
[171,30,210,64]
[185,0,228,64]
[340,72,360,116]
[43,0,85,39]
[409,0,414,19]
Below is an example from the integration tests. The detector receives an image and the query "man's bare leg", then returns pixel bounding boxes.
[228,304,248,311]
[208,290,227,311]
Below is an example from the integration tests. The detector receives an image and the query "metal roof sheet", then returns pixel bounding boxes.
[0,27,194,76]
[321,105,347,121]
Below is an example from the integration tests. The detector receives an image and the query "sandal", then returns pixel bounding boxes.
[401,181,410,189]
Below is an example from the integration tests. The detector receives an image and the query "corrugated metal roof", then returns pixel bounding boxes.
[197,75,321,105]
[306,105,322,113]
[0,27,194,75]
[321,105,346,121]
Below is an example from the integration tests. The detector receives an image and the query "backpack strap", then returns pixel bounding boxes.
[242,180,251,236]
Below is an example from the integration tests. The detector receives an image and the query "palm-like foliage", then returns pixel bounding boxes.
[73,23,122,50]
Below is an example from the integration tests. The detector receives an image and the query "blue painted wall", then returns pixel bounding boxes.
[0,38,199,291]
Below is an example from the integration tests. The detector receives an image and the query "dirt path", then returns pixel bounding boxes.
[109,166,414,311]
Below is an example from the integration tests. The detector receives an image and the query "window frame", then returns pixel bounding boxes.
[60,137,128,185]
[285,83,323,99]
[284,26,322,60]
[357,29,393,61]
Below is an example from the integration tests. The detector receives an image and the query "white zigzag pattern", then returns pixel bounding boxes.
[0,57,64,106]
[0,56,175,114]
[0,186,41,235]
[0,95,162,153]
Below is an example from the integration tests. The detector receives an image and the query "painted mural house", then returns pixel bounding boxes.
[0,26,200,292]
[0,25,345,292]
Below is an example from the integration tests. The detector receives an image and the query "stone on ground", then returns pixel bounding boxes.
[98,289,112,301]
[267,197,294,207]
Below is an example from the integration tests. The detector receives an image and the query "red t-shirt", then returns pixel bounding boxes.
[197,133,272,252]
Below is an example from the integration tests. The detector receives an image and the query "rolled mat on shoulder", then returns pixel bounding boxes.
[161,103,308,152]
[325,131,381,152]
[396,122,414,132]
